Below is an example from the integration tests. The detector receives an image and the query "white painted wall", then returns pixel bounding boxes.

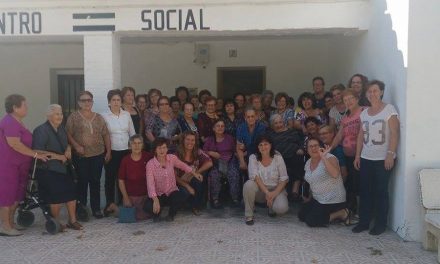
[121,38,338,98]
[0,43,83,129]
[329,0,414,240]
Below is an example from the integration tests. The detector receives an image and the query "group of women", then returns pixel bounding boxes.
[0,73,399,237]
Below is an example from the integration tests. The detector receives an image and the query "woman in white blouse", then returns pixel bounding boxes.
[102,89,135,216]
[298,138,349,227]
[243,134,289,225]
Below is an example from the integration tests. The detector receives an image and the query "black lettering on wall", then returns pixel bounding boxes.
[184,9,196,30]
[154,10,164,30]
[19,12,30,34]
[7,12,17,34]
[166,10,176,30]
[200,9,210,30]
[141,10,152,30]
[31,12,42,33]
[0,13,5,34]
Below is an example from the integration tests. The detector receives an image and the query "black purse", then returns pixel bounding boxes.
[48,125,78,182]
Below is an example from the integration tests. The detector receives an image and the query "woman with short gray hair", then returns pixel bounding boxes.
[33,104,82,231]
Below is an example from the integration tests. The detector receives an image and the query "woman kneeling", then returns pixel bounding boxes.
[298,138,348,227]
[243,134,289,225]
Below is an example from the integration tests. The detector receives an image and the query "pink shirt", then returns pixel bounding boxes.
[146,154,192,198]
[340,108,363,157]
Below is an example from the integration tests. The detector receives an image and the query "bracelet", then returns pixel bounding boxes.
[387,150,395,155]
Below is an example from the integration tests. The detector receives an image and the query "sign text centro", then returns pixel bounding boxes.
[141,9,209,31]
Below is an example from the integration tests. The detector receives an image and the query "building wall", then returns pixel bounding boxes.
[121,38,337,98]
[329,0,416,240]
[0,43,83,129]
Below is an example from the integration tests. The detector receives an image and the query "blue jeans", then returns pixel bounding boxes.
[179,177,204,209]
[358,158,392,229]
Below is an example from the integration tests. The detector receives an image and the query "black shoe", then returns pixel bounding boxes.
[245,217,254,226]
[192,208,201,216]
[211,200,223,209]
[352,224,369,233]
[268,208,276,218]
[93,211,104,219]
[369,226,386,236]
[230,200,240,208]
[153,216,161,223]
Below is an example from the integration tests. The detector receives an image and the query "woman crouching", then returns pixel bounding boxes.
[298,138,349,227]
[32,104,82,231]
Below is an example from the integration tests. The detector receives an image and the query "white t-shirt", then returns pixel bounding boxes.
[304,153,346,204]
[360,104,398,160]
[102,109,136,151]
[248,152,289,187]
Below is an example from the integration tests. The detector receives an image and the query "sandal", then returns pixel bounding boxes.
[67,221,83,230]
[343,209,356,226]
[245,217,254,226]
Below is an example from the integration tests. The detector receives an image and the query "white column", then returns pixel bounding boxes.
[83,33,121,114]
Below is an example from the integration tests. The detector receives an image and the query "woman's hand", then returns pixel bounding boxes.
[35,152,51,162]
[193,172,203,182]
[384,153,395,170]
[75,145,85,156]
[239,160,247,170]
[318,145,332,159]
[64,149,72,160]
[123,197,132,207]
[208,151,221,160]
[105,151,112,163]
[354,156,361,170]
[265,191,276,208]
[185,185,195,196]
[153,199,161,214]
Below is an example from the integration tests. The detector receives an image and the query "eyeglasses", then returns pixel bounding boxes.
[79,99,93,103]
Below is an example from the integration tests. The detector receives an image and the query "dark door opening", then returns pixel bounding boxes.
[217,67,266,99]
[57,74,84,120]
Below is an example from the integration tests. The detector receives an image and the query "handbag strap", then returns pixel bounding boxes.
[46,121,67,154]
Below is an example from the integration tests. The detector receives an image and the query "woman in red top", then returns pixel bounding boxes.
[118,135,153,221]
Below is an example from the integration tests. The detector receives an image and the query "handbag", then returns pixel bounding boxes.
[47,124,77,180]
[118,206,136,223]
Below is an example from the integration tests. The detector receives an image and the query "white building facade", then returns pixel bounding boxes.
[0,0,439,242]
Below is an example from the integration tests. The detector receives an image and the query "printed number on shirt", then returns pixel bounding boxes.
[362,120,386,145]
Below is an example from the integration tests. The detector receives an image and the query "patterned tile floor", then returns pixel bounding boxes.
[1,204,437,264]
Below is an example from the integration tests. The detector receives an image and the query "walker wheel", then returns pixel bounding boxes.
[45,218,61,235]
[17,210,35,227]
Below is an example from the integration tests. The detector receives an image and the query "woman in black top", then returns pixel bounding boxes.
[32,104,82,231]
[122,86,142,134]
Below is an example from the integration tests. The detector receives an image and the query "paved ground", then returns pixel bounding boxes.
[0,204,436,264]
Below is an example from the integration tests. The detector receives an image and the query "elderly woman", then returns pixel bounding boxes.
[203,119,240,209]
[178,102,199,135]
[250,94,267,125]
[175,131,212,215]
[66,91,111,219]
[294,92,326,133]
[271,92,295,129]
[197,96,219,144]
[268,114,304,200]
[118,135,153,221]
[146,96,181,152]
[122,86,143,134]
[0,95,49,236]
[33,104,82,231]
[102,89,136,215]
[298,138,348,227]
[352,80,399,236]
[243,135,289,225]
[144,138,196,222]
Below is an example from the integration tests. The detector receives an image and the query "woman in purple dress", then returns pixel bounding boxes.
[0,94,49,236]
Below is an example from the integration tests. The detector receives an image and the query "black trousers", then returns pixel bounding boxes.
[298,198,346,227]
[345,156,360,213]
[143,190,189,219]
[73,154,104,212]
[104,150,129,205]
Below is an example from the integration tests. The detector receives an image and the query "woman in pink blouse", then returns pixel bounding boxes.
[144,137,196,222]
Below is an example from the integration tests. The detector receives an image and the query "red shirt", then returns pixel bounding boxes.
[118,151,153,196]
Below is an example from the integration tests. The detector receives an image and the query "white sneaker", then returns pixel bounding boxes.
[0,228,23,236]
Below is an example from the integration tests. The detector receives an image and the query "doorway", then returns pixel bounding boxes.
[217,67,266,99]
[57,74,84,119]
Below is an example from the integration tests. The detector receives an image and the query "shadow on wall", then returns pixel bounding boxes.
[332,0,412,240]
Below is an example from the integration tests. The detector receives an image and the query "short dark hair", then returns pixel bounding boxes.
[255,134,275,161]
[121,86,136,101]
[233,92,245,100]
[298,92,315,109]
[306,137,324,149]
[170,96,180,105]
[182,101,195,111]
[152,137,168,155]
[304,116,321,127]
[330,84,346,93]
[158,96,170,105]
[107,89,121,102]
[198,89,212,103]
[288,97,295,108]
[5,94,26,113]
[175,86,190,99]
[367,80,385,91]
[348,73,368,89]
[129,134,144,144]
[223,98,237,113]
[204,96,217,105]
[77,91,93,101]
[312,76,325,86]
[135,94,147,104]
[274,92,289,104]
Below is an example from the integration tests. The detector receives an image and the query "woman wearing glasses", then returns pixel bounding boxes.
[66,91,111,219]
